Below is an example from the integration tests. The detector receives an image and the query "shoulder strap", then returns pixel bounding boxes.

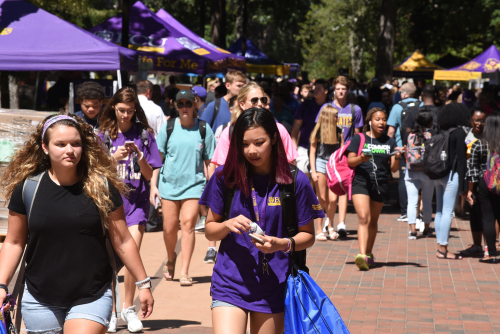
[22,171,45,224]
[398,101,408,110]
[138,122,149,147]
[199,120,207,159]
[350,103,356,138]
[224,186,235,221]
[222,122,229,131]
[212,98,222,128]
[164,118,176,154]
[229,124,234,139]
[103,130,112,151]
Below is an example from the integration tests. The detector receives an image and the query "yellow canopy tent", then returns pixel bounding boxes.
[393,50,444,78]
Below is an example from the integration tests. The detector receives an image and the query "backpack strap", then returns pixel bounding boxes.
[350,103,356,139]
[103,130,112,151]
[212,98,222,128]
[398,101,408,110]
[199,120,207,160]
[229,124,234,139]
[164,118,176,155]
[14,172,45,332]
[223,186,235,221]
[138,122,149,147]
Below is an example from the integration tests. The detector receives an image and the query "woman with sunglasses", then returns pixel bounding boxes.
[98,87,162,332]
[347,108,403,270]
[211,82,298,167]
[150,90,216,286]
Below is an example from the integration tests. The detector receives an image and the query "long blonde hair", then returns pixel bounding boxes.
[0,114,127,228]
[310,104,339,145]
[231,81,264,125]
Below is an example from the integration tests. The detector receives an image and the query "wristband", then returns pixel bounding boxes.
[138,151,144,161]
[135,277,151,290]
[0,284,8,294]
[284,238,292,253]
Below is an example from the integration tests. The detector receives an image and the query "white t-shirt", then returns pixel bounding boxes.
[138,95,165,137]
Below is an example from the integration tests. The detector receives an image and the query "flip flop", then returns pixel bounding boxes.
[179,275,193,286]
[328,228,339,240]
[315,233,327,241]
[163,252,177,281]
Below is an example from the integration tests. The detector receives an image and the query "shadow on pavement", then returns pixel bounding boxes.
[141,319,202,329]
[345,261,426,268]
[172,276,212,284]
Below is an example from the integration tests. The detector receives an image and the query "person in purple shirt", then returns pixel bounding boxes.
[291,78,329,178]
[98,87,162,333]
[314,76,364,238]
[199,108,324,333]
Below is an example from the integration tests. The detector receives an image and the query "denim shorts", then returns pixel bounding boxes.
[211,299,249,313]
[22,284,113,333]
[315,157,328,174]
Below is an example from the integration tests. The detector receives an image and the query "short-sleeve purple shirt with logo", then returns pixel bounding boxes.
[315,101,364,142]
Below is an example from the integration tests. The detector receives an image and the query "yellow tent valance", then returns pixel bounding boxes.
[246,64,290,76]
[433,70,482,81]
[393,50,443,72]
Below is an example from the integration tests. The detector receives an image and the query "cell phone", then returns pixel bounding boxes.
[124,140,135,146]
[155,196,160,209]
[362,148,372,156]
[249,233,264,244]
[471,193,476,201]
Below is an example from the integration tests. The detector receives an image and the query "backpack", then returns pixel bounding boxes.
[163,118,206,158]
[347,103,356,139]
[211,98,222,129]
[484,150,500,195]
[422,127,457,180]
[398,100,420,146]
[326,133,365,200]
[222,165,307,273]
[222,122,234,139]
[10,172,124,333]
[406,132,432,171]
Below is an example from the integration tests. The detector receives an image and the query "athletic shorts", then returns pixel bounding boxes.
[22,284,112,333]
[296,146,310,174]
[351,178,389,203]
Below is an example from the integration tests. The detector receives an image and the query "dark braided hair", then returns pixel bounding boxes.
[412,111,433,145]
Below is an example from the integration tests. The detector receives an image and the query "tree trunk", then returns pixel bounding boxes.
[197,0,206,37]
[241,0,248,57]
[210,0,226,48]
[349,30,364,79]
[9,74,19,109]
[375,0,397,82]
[121,0,130,48]
[0,72,9,108]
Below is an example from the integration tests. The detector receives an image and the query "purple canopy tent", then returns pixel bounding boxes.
[90,1,245,75]
[155,8,245,74]
[0,0,136,71]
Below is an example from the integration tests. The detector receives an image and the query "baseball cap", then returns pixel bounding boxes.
[462,89,475,108]
[175,90,195,102]
[191,86,207,99]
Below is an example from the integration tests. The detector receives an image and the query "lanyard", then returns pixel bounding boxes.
[249,179,269,229]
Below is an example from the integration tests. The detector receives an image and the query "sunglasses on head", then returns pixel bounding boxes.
[249,97,268,105]
[177,101,193,109]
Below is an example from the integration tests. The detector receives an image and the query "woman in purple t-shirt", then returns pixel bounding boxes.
[99,87,162,332]
[199,108,324,334]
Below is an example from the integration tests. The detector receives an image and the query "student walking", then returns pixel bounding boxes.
[0,114,154,334]
[98,87,162,332]
[309,104,344,241]
[346,108,403,270]
[200,108,323,334]
[150,90,216,286]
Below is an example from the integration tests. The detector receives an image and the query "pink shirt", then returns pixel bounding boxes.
[212,122,299,166]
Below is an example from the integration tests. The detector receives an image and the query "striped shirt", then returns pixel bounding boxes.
[467,139,489,183]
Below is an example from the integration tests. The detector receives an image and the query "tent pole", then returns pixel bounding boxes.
[33,71,40,110]
[69,82,74,114]
[117,70,122,89]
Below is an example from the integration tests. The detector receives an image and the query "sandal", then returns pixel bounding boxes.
[315,233,327,241]
[179,275,193,286]
[163,252,177,281]
[436,250,462,260]
[328,228,339,240]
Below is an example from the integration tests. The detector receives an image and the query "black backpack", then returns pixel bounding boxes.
[222,164,308,274]
[211,98,222,128]
[423,127,458,180]
[164,118,206,158]
[398,100,420,146]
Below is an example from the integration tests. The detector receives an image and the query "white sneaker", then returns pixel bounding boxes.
[121,304,143,333]
[416,219,425,232]
[107,312,117,333]
[323,218,330,233]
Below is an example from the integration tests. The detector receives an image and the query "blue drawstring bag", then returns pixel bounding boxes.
[0,305,8,334]
[284,266,350,334]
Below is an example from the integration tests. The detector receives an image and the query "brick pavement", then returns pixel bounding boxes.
[114,208,500,334]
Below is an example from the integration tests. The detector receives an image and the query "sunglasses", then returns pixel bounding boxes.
[177,101,193,109]
[249,97,268,105]
[115,108,135,115]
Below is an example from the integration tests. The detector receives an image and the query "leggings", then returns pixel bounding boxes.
[477,177,500,257]
[470,184,483,233]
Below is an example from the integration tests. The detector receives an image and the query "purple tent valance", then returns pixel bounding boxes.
[450,45,500,73]
[0,0,136,71]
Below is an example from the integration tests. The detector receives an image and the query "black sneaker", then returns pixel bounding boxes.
[408,232,417,240]
[422,229,432,238]
[397,215,408,222]
[204,248,217,264]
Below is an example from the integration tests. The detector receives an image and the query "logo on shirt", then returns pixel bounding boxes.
[338,116,352,128]
[363,143,391,154]
[268,197,281,206]
[312,204,322,211]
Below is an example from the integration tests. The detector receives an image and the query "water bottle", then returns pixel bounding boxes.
[440,150,447,161]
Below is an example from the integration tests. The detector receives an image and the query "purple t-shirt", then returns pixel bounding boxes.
[99,124,162,227]
[199,167,324,313]
[294,99,323,149]
[314,101,364,142]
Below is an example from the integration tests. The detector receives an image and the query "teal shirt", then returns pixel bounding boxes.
[156,118,215,200]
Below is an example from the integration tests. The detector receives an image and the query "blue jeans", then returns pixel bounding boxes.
[405,170,434,225]
[22,284,112,333]
[434,172,459,246]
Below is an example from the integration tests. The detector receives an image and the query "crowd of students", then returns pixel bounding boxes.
[1,70,500,334]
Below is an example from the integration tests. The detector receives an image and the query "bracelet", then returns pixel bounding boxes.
[138,151,144,161]
[284,238,292,253]
[135,277,151,290]
[0,284,8,294]
[135,277,151,286]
